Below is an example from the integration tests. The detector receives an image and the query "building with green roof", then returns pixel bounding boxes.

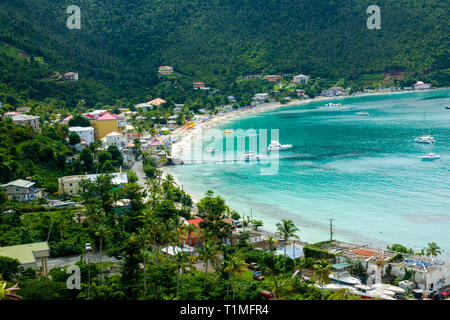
[0,242,50,275]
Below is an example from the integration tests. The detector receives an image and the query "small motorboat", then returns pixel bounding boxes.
[267,140,292,151]
[314,283,353,292]
[371,283,406,296]
[205,148,218,153]
[329,271,361,286]
[355,112,369,116]
[243,152,263,161]
[421,153,440,161]
[445,106,450,110]
[351,285,396,300]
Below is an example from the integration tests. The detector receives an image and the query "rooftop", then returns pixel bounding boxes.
[1,179,35,189]
[97,112,118,121]
[11,114,40,121]
[317,240,447,272]
[187,218,204,227]
[0,242,49,265]
[60,172,129,185]
[69,126,94,132]
[106,131,123,137]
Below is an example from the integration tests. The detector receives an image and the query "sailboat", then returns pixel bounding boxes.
[414,113,435,144]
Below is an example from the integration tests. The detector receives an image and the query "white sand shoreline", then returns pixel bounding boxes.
[169,88,446,161]
[162,87,448,243]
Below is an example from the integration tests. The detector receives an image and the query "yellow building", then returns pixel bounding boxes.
[89,112,119,140]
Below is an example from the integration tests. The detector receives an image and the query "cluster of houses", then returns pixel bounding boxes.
[318,240,449,292]
[3,110,41,133]
[320,86,349,97]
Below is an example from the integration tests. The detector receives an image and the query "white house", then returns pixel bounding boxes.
[227,96,237,103]
[159,66,174,75]
[253,93,270,103]
[321,87,347,97]
[63,72,79,81]
[413,81,431,90]
[69,127,95,146]
[293,74,310,84]
[103,131,124,148]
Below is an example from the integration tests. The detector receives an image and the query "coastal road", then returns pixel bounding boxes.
[130,156,146,188]
[47,253,118,271]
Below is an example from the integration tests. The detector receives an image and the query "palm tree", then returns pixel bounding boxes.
[95,223,109,282]
[313,259,332,300]
[136,227,151,295]
[172,251,192,298]
[276,219,299,267]
[182,223,198,274]
[196,242,219,290]
[268,274,289,300]
[183,224,198,250]
[148,180,162,208]
[147,218,165,261]
[425,242,441,257]
[223,253,248,300]
[266,235,277,252]
[162,174,175,193]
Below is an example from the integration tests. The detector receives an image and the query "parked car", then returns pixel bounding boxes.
[440,290,450,299]
[261,290,273,299]
[253,271,264,281]
[248,263,260,271]
[233,220,243,228]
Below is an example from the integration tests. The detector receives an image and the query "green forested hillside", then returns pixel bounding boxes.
[0,0,448,107]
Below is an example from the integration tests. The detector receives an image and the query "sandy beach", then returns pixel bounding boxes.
[161,88,447,246]
[169,88,432,161]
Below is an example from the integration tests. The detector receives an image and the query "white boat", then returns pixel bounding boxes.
[205,147,218,153]
[243,152,263,161]
[415,113,435,144]
[350,285,396,300]
[325,103,337,107]
[267,140,292,151]
[329,271,361,286]
[371,283,406,295]
[314,283,353,292]
[414,134,435,144]
[421,153,440,161]
[355,112,369,116]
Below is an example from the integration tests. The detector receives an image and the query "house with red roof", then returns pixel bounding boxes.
[180,218,204,247]
[193,82,205,89]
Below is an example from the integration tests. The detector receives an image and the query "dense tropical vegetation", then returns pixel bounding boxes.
[0,0,448,110]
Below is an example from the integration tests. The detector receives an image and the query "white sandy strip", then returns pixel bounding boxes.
[170,88,440,160]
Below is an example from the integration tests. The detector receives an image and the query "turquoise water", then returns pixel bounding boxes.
[168,90,450,258]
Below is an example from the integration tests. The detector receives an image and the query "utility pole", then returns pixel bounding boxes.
[330,218,333,242]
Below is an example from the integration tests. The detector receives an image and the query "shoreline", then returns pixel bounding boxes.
[162,87,449,251]
[169,88,447,161]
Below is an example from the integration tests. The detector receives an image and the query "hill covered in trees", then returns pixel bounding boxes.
[0,0,448,107]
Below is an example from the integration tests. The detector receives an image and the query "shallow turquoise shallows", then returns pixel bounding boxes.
[167,89,450,258]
